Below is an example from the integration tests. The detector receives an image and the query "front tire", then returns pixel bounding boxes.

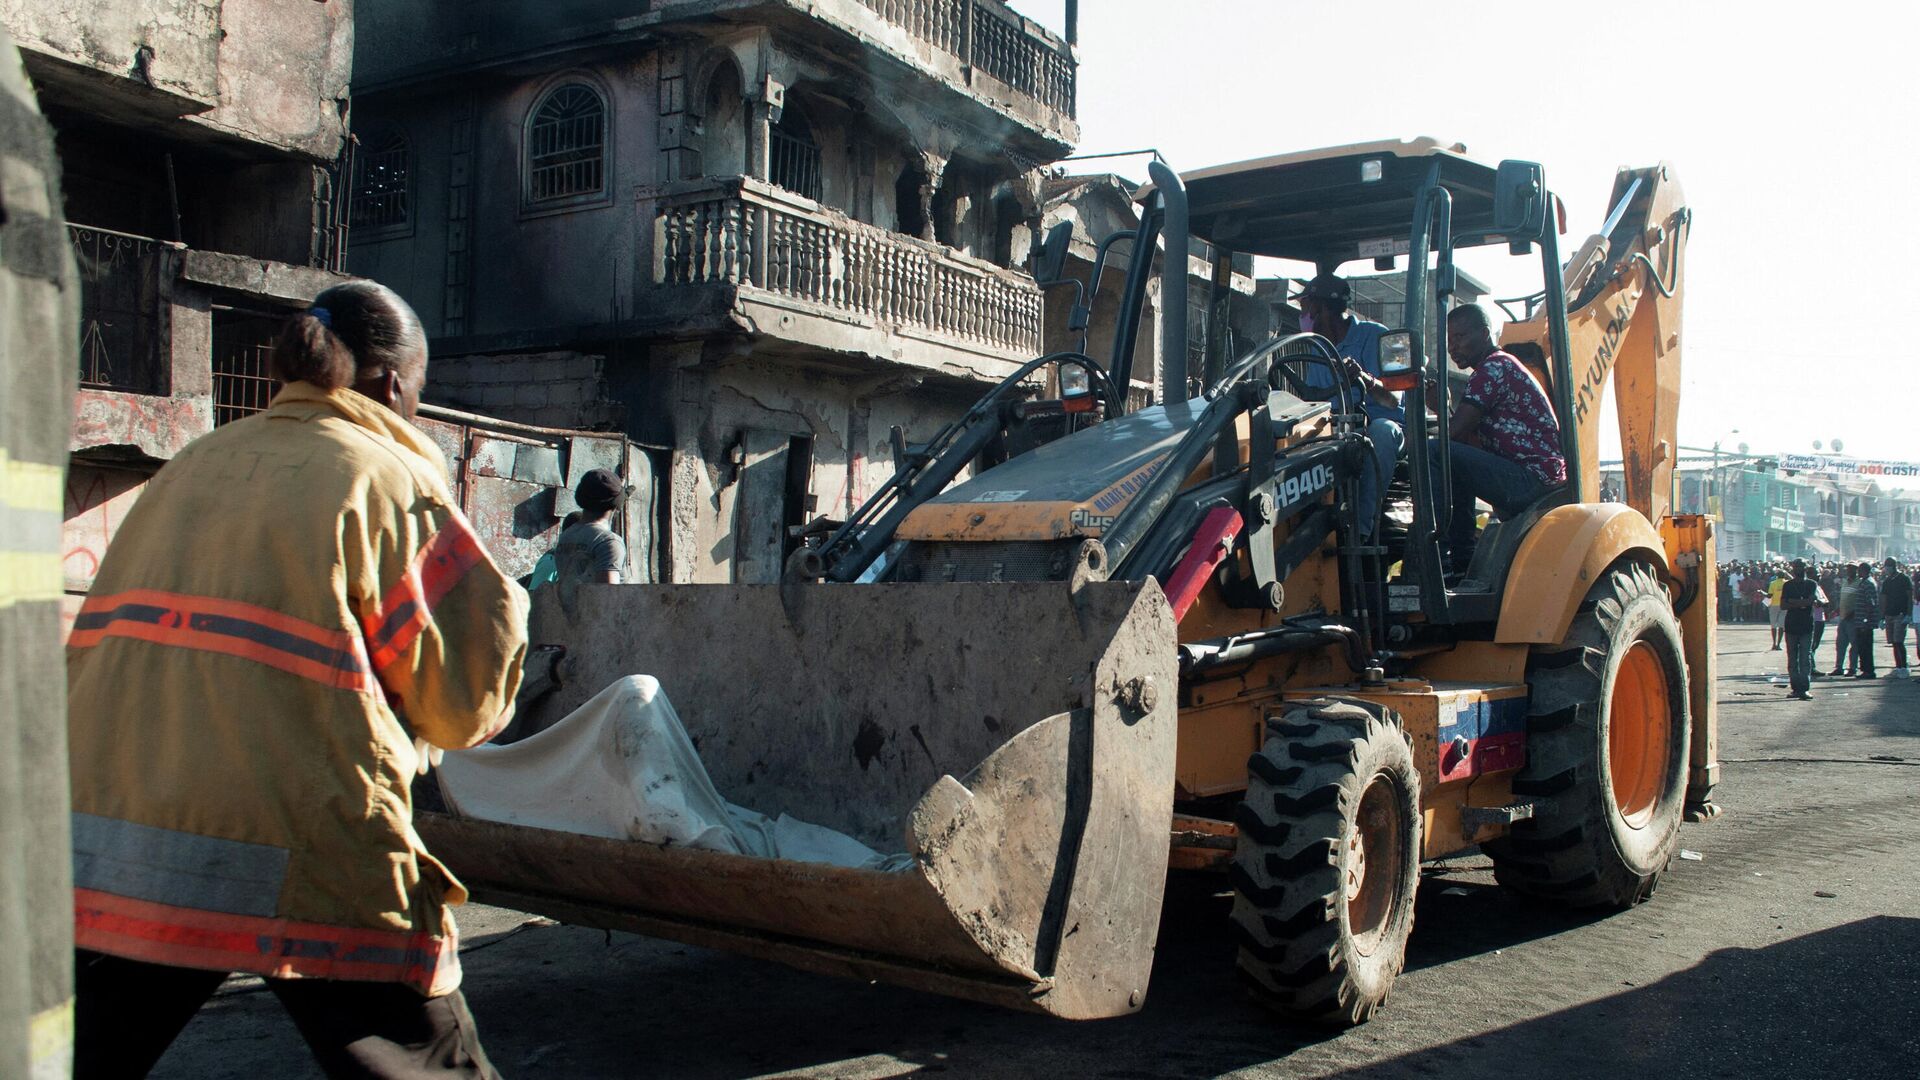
[1488,561,1692,907]
[1229,697,1420,1026]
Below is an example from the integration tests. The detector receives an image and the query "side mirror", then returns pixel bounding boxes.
[1377,329,1418,391]
[1033,221,1074,284]
[1493,160,1548,239]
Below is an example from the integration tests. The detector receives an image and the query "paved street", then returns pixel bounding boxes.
[159,624,1919,1079]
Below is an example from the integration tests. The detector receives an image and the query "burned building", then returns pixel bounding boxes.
[16,0,645,617]
[3,0,357,623]
[347,0,1081,582]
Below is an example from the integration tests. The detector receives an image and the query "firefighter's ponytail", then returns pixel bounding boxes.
[272,281,425,392]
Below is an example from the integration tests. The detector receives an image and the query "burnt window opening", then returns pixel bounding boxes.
[527,83,607,203]
[349,124,410,231]
[769,105,822,201]
[894,162,928,238]
[781,434,815,564]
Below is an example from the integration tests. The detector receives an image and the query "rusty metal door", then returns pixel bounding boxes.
[465,431,565,580]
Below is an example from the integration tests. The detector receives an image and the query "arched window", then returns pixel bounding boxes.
[769,102,822,201]
[350,123,409,231]
[527,83,607,203]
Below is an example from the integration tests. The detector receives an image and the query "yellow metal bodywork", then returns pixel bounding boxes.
[1662,513,1719,809]
[1495,502,1671,645]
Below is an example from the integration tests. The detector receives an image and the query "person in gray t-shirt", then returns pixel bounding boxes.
[555,468,628,609]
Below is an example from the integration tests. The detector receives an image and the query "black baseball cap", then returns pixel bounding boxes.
[576,468,628,511]
[1296,274,1351,304]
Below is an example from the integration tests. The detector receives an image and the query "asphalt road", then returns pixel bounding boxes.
[158,624,1920,1079]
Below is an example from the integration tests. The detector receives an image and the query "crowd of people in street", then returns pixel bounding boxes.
[1718,557,1918,698]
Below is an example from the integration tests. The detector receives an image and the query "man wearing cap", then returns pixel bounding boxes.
[1431,303,1567,573]
[554,469,629,608]
[1295,273,1404,542]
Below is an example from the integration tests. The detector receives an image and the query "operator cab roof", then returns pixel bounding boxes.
[1146,137,1511,267]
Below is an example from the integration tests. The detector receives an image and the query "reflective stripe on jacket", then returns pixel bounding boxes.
[67,382,529,995]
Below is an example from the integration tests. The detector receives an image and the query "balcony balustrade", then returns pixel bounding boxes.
[854,0,1075,118]
[1766,507,1806,533]
[655,176,1043,359]
[1841,514,1888,538]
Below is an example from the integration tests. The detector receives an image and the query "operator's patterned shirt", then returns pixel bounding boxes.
[1463,351,1567,487]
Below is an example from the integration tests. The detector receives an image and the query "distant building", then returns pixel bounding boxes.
[348,0,1081,583]
[1657,457,1920,564]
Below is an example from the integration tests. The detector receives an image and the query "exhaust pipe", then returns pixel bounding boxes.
[1148,160,1189,406]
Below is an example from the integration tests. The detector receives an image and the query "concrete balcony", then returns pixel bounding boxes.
[649,176,1043,381]
[1765,506,1806,533]
[1841,515,1887,538]
[846,0,1075,119]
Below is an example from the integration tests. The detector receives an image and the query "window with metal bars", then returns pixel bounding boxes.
[349,124,410,232]
[211,310,284,426]
[527,83,607,204]
[769,107,822,202]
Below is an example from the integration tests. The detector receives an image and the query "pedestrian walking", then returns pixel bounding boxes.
[1780,560,1822,699]
[1829,564,1859,676]
[1881,557,1913,677]
[1767,567,1788,649]
[66,282,526,1079]
[1852,561,1880,679]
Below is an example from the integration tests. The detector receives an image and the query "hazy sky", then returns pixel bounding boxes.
[1008,0,1917,464]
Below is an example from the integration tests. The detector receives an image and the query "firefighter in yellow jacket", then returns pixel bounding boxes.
[67,281,529,1079]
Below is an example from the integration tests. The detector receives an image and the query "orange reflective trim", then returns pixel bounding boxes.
[363,517,486,672]
[69,589,376,693]
[74,888,460,996]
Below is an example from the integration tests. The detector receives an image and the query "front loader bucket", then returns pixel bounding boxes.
[417,580,1178,1019]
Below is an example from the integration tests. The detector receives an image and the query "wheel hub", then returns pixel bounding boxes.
[1346,830,1368,901]
[1608,638,1675,829]
[1346,774,1404,956]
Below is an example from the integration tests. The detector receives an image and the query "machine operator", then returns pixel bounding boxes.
[1294,273,1405,543]
[1431,302,1568,571]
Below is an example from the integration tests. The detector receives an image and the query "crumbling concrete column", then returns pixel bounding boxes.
[746,75,784,183]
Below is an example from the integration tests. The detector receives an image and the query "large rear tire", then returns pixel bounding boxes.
[1229,698,1420,1026]
[1488,561,1691,907]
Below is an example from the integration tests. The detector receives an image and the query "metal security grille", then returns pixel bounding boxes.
[350,125,409,230]
[71,224,167,393]
[211,310,282,426]
[528,84,606,202]
[770,118,822,201]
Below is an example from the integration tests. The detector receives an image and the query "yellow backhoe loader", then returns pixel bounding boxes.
[417,138,1714,1026]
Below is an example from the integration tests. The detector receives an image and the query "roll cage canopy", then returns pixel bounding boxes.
[1149,137,1540,269]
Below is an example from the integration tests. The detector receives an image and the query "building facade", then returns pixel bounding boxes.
[3,0,358,623]
[347,0,1081,583]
